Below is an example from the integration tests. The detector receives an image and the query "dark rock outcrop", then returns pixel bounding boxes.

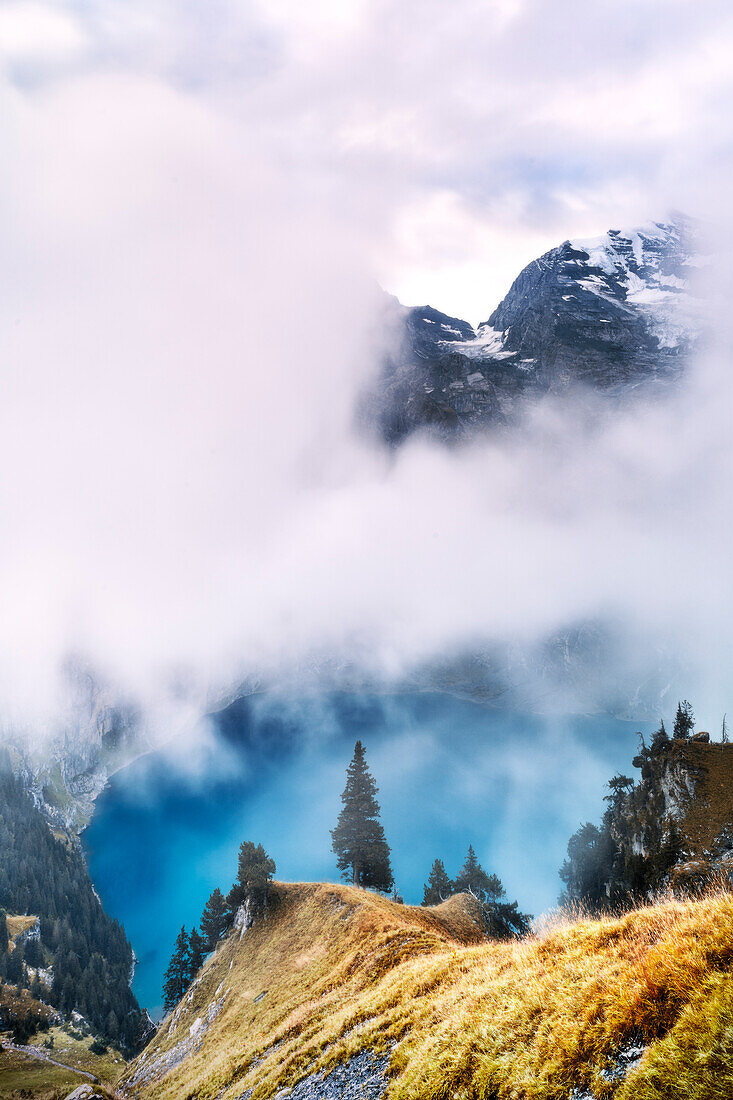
[368,218,705,444]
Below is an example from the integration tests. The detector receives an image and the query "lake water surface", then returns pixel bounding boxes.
[84,690,649,1016]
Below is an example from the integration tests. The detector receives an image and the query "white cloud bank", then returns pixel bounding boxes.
[1,0,733,737]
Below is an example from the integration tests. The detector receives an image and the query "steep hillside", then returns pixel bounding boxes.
[0,761,150,1052]
[2,685,148,835]
[122,881,733,1100]
[370,218,706,443]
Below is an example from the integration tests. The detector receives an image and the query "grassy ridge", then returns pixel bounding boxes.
[123,882,733,1100]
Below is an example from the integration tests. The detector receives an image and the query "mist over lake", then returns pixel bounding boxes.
[84,690,650,1016]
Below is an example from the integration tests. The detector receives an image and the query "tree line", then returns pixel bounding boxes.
[421,847,530,936]
[162,738,530,1010]
[0,756,150,1051]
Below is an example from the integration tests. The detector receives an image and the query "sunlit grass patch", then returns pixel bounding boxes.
[124,882,733,1100]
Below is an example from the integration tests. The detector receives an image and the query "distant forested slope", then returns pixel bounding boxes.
[0,756,149,1051]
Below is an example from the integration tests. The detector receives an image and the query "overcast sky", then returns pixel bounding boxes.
[2,0,733,737]
[2,0,732,320]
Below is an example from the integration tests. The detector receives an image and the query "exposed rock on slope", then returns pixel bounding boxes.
[2,671,149,835]
[629,739,733,888]
[370,218,706,443]
[121,880,733,1100]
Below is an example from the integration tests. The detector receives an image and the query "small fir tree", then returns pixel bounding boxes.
[200,888,229,950]
[722,714,729,744]
[454,845,530,938]
[650,719,669,753]
[453,845,502,901]
[331,741,393,892]
[188,927,206,979]
[673,700,695,740]
[226,842,276,919]
[422,859,453,906]
[162,926,191,1014]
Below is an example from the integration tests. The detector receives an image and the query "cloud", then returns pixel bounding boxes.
[1,0,733,740]
[0,2,88,66]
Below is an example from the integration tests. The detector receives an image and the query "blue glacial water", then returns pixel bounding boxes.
[83,690,651,1017]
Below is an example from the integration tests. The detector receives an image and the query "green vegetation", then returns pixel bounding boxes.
[559,699,730,907]
[162,841,278,1009]
[422,858,452,905]
[0,1047,81,1100]
[0,1018,125,1099]
[0,979,55,1043]
[421,846,531,936]
[226,841,277,918]
[0,756,148,1051]
[200,888,229,950]
[673,700,695,740]
[162,927,193,1015]
[331,740,393,891]
[189,927,206,975]
[123,880,733,1100]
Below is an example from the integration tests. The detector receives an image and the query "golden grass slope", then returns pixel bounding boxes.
[122,882,733,1100]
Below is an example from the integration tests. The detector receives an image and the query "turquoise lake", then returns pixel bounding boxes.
[83,690,650,1017]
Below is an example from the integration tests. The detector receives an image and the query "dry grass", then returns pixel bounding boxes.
[672,742,733,855]
[123,882,733,1100]
[5,914,37,947]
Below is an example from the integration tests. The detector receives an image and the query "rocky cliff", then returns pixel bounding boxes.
[627,738,733,889]
[369,218,707,443]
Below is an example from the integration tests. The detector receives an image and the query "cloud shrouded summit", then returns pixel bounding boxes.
[1,0,733,736]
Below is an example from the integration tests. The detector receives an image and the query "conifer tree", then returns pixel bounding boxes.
[200,888,228,951]
[453,845,502,901]
[650,719,669,753]
[673,700,695,740]
[188,927,206,979]
[0,909,7,954]
[331,741,393,892]
[226,842,276,919]
[454,845,530,938]
[422,859,453,906]
[162,926,191,1014]
[6,943,23,985]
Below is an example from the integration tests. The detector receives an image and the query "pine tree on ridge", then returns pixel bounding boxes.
[331,741,393,892]
[673,700,695,740]
[422,859,453,906]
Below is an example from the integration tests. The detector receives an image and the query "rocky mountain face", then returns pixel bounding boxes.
[369,218,706,443]
[3,667,149,835]
[626,737,733,889]
[562,736,733,908]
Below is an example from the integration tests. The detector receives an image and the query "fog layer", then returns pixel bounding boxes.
[1,1,733,738]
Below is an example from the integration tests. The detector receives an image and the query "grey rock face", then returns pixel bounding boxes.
[369,219,705,443]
